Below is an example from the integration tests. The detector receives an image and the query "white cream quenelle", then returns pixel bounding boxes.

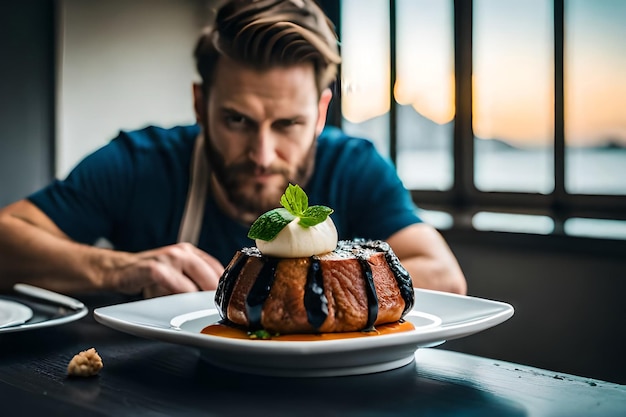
[255,216,338,258]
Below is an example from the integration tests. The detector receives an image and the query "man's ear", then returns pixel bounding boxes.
[192,83,205,125]
[315,88,333,136]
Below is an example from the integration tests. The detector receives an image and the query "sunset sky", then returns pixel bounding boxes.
[340,0,626,147]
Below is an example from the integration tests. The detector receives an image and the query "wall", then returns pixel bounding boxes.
[441,230,626,385]
[56,0,213,178]
[0,0,55,206]
[0,0,215,200]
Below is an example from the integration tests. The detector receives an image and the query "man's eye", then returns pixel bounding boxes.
[275,119,298,129]
[225,115,248,128]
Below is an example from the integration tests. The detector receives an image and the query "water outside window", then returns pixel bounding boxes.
[564,0,626,195]
[472,212,554,235]
[340,0,454,191]
[473,0,554,194]
[340,0,390,159]
[564,218,626,240]
[394,0,454,191]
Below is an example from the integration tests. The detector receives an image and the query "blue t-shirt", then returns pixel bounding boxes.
[29,125,421,266]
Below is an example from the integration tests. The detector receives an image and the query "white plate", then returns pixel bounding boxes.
[94,289,514,377]
[0,299,33,328]
[0,298,88,334]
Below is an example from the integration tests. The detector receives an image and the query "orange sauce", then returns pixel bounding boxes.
[201,320,415,341]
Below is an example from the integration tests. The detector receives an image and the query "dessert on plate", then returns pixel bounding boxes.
[214,184,414,335]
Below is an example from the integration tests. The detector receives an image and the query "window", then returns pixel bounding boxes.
[473,0,553,194]
[564,0,626,196]
[340,0,390,157]
[394,0,454,191]
[333,0,626,239]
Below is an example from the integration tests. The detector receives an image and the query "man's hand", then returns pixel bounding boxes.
[0,199,225,296]
[109,242,225,298]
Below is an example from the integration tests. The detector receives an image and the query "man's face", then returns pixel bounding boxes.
[195,57,331,220]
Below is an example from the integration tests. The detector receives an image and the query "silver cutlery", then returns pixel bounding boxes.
[13,283,85,310]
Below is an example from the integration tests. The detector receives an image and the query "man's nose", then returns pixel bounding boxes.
[248,127,277,167]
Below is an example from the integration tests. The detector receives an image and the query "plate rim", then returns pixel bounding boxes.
[93,289,514,376]
[0,301,88,334]
[0,299,34,329]
[93,289,514,352]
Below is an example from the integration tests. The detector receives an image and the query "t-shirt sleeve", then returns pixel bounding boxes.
[28,136,135,245]
[313,133,422,241]
[344,142,422,239]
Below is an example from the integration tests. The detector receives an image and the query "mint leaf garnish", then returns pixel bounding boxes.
[247,208,294,241]
[298,205,334,227]
[280,184,333,228]
[280,183,308,215]
[248,329,279,339]
[247,184,334,242]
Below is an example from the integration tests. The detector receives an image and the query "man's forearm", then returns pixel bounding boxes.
[0,215,127,293]
[401,256,467,295]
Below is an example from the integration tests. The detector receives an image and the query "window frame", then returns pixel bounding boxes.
[320,0,626,237]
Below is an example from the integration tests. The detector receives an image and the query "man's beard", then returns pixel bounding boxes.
[205,131,317,220]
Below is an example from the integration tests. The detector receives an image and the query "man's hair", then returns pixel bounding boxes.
[194,0,341,94]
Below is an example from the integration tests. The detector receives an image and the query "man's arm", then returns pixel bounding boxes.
[0,199,224,295]
[386,223,467,295]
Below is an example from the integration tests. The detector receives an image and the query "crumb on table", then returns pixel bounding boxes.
[67,347,103,377]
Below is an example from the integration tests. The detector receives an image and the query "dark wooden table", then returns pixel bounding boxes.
[1,293,624,417]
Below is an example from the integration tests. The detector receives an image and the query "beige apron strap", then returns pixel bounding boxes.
[177,133,209,245]
[144,133,208,298]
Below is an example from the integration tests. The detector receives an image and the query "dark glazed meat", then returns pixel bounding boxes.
[215,240,414,334]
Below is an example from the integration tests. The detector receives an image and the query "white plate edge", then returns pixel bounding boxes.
[0,304,88,334]
[0,299,34,328]
[93,289,514,353]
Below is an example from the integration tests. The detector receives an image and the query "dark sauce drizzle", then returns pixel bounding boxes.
[303,257,328,329]
[350,239,414,315]
[245,257,279,330]
[355,254,379,330]
[384,249,415,314]
[214,252,247,319]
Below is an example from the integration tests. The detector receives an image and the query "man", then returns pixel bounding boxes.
[0,0,466,297]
